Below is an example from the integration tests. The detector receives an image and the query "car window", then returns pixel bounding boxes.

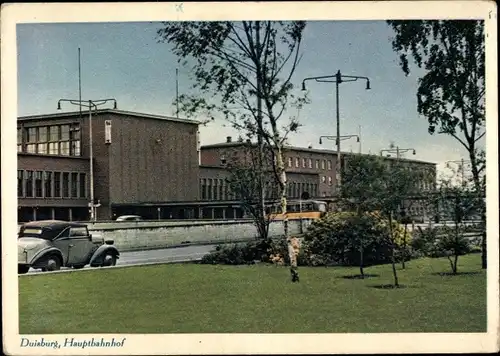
[69,226,88,237]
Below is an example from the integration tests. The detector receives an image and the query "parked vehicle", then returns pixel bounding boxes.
[116,215,143,221]
[17,220,119,274]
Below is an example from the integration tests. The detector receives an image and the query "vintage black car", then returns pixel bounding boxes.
[18,220,120,274]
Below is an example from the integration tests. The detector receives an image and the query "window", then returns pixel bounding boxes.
[26,144,36,153]
[79,173,86,198]
[288,157,292,168]
[287,182,292,197]
[17,170,24,197]
[302,158,306,168]
[69,226,88,237]
[207,179,212,200]
[321,160,326,170]
[44,171,52,198]
[70,125,81,156]
[315,159,319,169]
[38,127,48,142]
[54,172,61,198]
[308,158,312,168]
[34,171,43,197]
[61,125,70,140]
[219,179,224,201]
[71,172,78,197]
[327,160,332,170]
[201,179,207,200]
[49,126,59,141]
[60,141,70,156]
[27,128,37,143]
[322,176,326,183]
[37,143,48,154]
[49,142,59,154]
[328,176,332,186]
[213,179,218,200]
[17,128,23,152]
[295,157,299,168]
[62,172,70,198]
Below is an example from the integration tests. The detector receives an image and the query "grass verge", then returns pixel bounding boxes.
[19,254,486,333]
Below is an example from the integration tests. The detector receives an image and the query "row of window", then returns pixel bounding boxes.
[18,170,87,199]
[17,124,82,156]
[287,157,333,171]
[199,178,319,201]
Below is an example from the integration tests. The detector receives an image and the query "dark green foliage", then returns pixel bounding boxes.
[387,20,486,268]
[302,212,400,267]
[200,240,271,265]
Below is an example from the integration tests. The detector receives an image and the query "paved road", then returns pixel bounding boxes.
[25,244,217,275]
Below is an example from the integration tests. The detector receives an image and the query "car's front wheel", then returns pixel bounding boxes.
[102,252,117,267]
[45,256,61,272]
[18,265,30,274]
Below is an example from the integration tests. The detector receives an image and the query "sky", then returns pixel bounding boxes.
[16,20,482,174]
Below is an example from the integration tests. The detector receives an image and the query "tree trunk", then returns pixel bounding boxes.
[469,152,486,269]
[388,212,399,287]
[255,21,267,243]
[359,244,364,278]
[276,145,298,282]
[402,222,408,269]
[453,254,458,274]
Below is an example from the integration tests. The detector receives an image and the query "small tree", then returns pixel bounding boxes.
[428,178,481,274]
[340,154,388,278]
[387,20,486,268]
[224,142,276,245]
[157,21,308,282]
[341,154,424,287]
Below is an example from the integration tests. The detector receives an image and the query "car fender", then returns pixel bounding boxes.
[89,245,120,266]
[31,247,64,266]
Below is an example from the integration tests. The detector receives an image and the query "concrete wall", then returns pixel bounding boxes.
[86,219,314,251]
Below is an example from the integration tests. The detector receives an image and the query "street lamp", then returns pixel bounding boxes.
[57,98,118,221]
[380,146,416,159]
[302,70,371,193]
[319,135,361,153]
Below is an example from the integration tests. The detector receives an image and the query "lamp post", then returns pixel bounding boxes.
[319,134,361,153]
[57,98,117,221]
[380,146,416,160]
[302,70,370,193]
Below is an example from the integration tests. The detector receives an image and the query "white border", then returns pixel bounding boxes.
[2,2,498,355]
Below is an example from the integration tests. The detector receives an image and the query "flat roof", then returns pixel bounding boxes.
[18,109,200,126]
[201,142,437,166]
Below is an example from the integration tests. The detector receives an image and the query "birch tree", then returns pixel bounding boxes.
[157,21,307,282]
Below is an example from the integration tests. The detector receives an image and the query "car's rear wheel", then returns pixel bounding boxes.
[102,252,117,267]
[45,256,61,272]
[18,265,30,274]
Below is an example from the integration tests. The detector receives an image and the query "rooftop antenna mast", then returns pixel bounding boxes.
[78,48,82,118]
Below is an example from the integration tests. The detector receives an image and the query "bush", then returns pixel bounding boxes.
[411,225,472,259]
[301,211,410,267]
[200,239,272,265]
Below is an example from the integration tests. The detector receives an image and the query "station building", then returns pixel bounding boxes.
[17,109,200,222]
[17,110,437,222]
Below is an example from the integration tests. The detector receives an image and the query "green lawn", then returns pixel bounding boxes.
[19,254,486,334]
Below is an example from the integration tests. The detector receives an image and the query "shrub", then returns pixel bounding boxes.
[200,240,268,265]
[301,211,410,267]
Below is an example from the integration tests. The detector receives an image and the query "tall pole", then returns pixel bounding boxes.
[358,125,362,154]
[78,48,82,118]
[175,68,179,119]
[88,100,95,221]
[336,70,341,192]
